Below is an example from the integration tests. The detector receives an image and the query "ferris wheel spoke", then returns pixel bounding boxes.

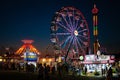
[76,37,85,53]
[60,36,71,47]
[77,36,88,47]
[75,38,79,53]
[72,10,75,30]
[66,36,74,54]
[68,15,73,30]
[78,34,88,40]
[76,26,80,31]
[60,36,71,48]
[74,20,79,30]
[66,10,73,29]
[56,33,71,36]
[57,22,71,32]
[78,29,88,33]
[76,21,85,30]
[74,37,79,53]
[61,14,72,30]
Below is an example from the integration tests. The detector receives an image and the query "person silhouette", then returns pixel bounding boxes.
[106,67,113,80]
[44,63,50,80]
[38,63,44,80]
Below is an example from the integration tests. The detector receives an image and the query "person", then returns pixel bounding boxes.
[85,66,87,75]
[101,65,105,76]
[51,65,55,74]
[116,66,120,78]
[38,63,44,80]
[64,64,68,74]
[106,67,113,80]
[57,63,62,80]
[101,68,104,76]
[44,63,50,80]
[18,63,21,72]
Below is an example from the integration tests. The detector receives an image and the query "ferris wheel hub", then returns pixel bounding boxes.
[74,30,78,36]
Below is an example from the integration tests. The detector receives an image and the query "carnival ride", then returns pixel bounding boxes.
[50,6,90,61]
[16,40,40,55]
[15,40,41,67]
[92,4,100,54]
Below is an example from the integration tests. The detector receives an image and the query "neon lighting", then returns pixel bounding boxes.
[93,31,95,35]
[96,30,98,35]
[79,55,84,60]
[92,4,99,14]
[95,16,98,25]
[93,16,95,26]
[15,40,40,55]
[93,26,98,30]
[74,30,78,36]
[93,27,98,35]
[92,4,99,54]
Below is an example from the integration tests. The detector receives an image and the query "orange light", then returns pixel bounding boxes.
[96,30,97,35]
[95,16,98,25]
[42,58,46,62]
[49,59,52,62]
[93,16,95,26]
[0,59,2,62]
[58,56,62,62]
[3,59,6,62]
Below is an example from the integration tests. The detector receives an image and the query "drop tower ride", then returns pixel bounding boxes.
[92,4,100,54]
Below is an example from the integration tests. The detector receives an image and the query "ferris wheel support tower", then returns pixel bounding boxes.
[92,4,100,54]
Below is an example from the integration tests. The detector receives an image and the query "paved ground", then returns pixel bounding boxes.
[0,70,119,80]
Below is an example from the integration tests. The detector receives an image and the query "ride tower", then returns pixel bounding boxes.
[92,4,100,55]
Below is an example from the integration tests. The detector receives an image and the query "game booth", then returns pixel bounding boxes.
[82,54,115,73]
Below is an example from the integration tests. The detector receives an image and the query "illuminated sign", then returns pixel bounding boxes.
[97,55,110,61]
[24,52,37,61]
[85,55,110,61]
[24,55,36,58]
[85,55,95,61]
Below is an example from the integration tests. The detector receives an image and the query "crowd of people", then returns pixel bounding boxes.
[0,61,37,72]
[0,61,120,80]
[0,62,20,70]
[37,62,69,80]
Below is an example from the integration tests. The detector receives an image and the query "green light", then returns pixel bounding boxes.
[79,55,84,60]
[93,26,98,30]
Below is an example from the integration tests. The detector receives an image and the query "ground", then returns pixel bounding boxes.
[0,70,119,80]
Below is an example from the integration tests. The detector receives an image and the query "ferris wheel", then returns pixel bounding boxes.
[50,6,90,60]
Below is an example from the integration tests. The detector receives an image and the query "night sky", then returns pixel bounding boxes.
[0,0,120,53]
